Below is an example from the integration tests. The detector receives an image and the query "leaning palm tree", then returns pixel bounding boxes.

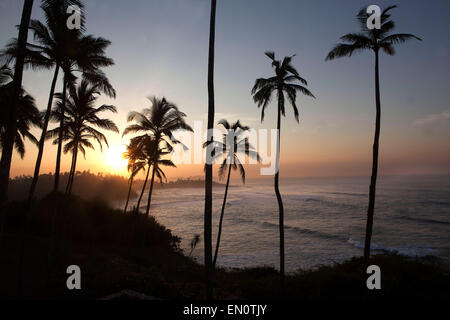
[204,0,217,300]
[123,96,193,214]
[325,5,421,267]
[48,79,118,195]
[0,72,42,159]
[208,119,261,268]
[122,139,146,214]
[0,0,34,213]
[252,51,314,290]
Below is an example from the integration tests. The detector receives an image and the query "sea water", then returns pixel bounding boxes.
[116,175,450,271]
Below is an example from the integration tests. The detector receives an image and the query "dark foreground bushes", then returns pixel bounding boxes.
[0,195,448,299]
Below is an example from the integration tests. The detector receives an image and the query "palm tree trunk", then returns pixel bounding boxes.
[123,176,134,214]
[65,149,76,195]
[54,72,67,192]
[28,65,60,202]
[135,165,150,214]
[145,165,156,217]
[67,143,78,195]
[364,49,381,268]
[213,163,231,268]
[204,0,216,300]
[0,0,34,235]
[276,89,285,292]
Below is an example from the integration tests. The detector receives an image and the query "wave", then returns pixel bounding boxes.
[320,191,367,197]
[417,200,450,207]
[347,238,437,257]
[395,215,450,226]
[260,221,346,242]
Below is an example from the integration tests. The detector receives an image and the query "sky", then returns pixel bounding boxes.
[0,0,449,180]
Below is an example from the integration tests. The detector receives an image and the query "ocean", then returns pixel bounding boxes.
[115,175,450,271]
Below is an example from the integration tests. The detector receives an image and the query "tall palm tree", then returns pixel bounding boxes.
[252,51,314,290]
[0,0,34,217]
[54,33,116,193]
[23,0,83,201]
[123,96,192,214]
[204,0,217,300]
[123,140,146,214]
[0,73,41,159]
[48,79,118,195]
[325,5,421,267]
[208,120,261,268]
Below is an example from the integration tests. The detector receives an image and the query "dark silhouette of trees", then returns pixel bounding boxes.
[0,67,41,160]
[0,0,34,232]
[208,120,261,268]
[204,0,217,300]
[0,0,85,201]
[123,140,146,214]
[123,96,192,215]
[325,5,421,267]
[47,79,118,195]
[252,51,314,291]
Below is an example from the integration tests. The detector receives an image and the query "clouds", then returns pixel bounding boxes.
[413,109,450,136]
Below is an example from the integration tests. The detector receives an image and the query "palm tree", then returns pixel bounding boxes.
[142,138,176,216]
[123,96,192,215]
[20,0,83,201]
[48,79,118,195]
[0,0,34,215]
[204,0,217,300]
[123,140,146,214]
[252,51,314,290]
[208,120,261,268]
[0,72,42,159]
[54,33,116,193]
[325,5,421,267]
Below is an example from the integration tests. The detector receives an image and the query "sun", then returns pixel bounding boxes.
[105,145,128,172]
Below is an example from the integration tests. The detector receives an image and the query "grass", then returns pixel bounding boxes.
[0,195,448,299]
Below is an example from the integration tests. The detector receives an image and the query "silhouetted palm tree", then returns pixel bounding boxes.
[0,0,84,201]
[123,140,146,214]
[0,0,34,218]
[325,5,421,267]
[48,79,118,195]
[142,138,176,216]
[0,69,41,159]
[208,120,261,268]
[252,51,314,290]
[204,0,217,300]
[123,96,192,215]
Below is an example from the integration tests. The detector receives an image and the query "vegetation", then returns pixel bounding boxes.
[208,120,261,267]
[204,0,217,300]
[325,5,421,267]
[123,96,192,216]
[252,51,315,290]
[0,196,448,299]
[0,0,439,301]
[48,79,119,195]
[8,172,133,203]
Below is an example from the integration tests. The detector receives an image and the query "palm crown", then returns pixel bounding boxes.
[48,79,118,157]
[251,51,315,122]
[209,119,261,183]
[326,5,421,60]
[123,96,193,152]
